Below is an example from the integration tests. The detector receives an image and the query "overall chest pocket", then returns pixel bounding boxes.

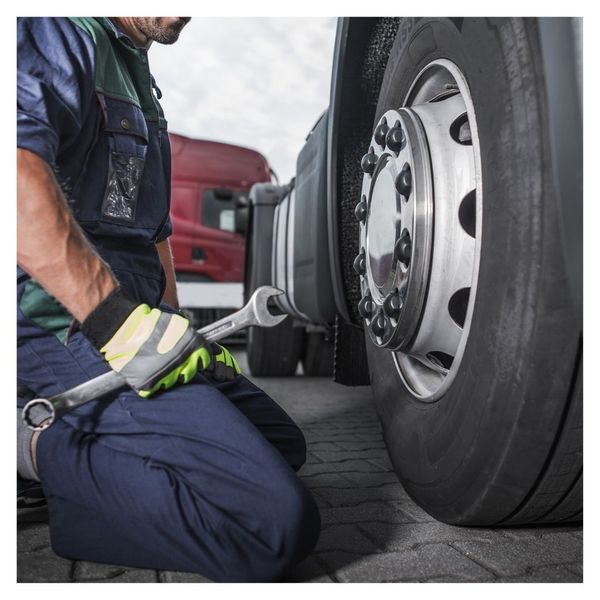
[99,95,149,224]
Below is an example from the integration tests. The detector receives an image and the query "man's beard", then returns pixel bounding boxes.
[133,17,191,45]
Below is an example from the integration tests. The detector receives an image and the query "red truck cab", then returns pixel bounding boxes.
[169,132,271,283]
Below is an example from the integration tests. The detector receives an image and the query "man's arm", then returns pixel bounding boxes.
[156,238,179,309]
[17,148,117,322]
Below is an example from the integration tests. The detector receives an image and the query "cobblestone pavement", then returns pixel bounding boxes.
[17,352,583,583]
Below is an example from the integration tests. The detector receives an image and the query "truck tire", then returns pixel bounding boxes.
[247,319,303,377]
[302,332,334,377]
[356,18,582,525]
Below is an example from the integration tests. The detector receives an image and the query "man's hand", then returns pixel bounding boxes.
[81,287,214,397]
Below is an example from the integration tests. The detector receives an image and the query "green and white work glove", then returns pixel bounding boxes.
[81,287,240,397]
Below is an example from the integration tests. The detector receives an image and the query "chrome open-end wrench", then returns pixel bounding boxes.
[22,286,286,431]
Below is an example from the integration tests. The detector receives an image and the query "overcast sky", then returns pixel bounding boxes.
[149,18,337,183]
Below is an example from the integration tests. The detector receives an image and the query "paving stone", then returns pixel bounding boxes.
[73,560,156,582]
[357,521,510,552]
[316,484,408,507]
[387,500,437,522]
[305,451,323,464]
[312,449,390,463]
[299,473,357,489]
[307,442,345,453]
[423,573,497,583]
[565,561,583,578]
[333,440,387,451]
[320,501,413,527]
[302,423,344,432]
[501,525,583,541]
[499,564,582,583]
[309,491,332,509]
[365,456,394,472]
[17,523,51,553]
[451,533,583,577]
[17,546,73,582]
[319,544,494,582]
[284,556,335,583]
[339,471,401,487]
[73,561,123,580]
[336,424,380,431]
[159,570,213,582]
[82,569,158,582]
[314,524,381,554]
[353,431,384,442]
[301,459,385,476]
[304,431,366,443]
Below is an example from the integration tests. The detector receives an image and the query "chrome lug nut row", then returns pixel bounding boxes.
[354,106,434,353]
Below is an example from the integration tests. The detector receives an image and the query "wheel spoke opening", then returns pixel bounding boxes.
[448,287,471,328]
[450,112,472,145]
[459,189,477,238]
[426,351,454,371]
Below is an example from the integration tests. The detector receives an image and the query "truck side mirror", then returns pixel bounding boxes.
[234,193,249,234]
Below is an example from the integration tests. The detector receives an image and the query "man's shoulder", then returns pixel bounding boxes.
[18,17,95,52]
[68,18,140,106]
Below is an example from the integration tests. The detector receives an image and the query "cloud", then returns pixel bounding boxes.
[149,17,337,183]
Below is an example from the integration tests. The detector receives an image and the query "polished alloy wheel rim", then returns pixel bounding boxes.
[355,59,482,401]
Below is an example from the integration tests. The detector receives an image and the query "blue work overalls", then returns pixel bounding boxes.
[17,17,320,582]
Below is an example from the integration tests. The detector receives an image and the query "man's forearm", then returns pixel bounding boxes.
[17,148,117,323]
[156,238,179,309]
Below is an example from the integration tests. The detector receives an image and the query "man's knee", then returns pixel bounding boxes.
[229,474,321,582]
[278,476,321,567]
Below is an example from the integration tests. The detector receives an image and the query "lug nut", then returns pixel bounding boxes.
[395,163,412,198]
[385,123,403,153]
[353,249,366,275]
[370,309,388,338]
[354,196,368,222]
[395,232,412,266]
[374,118,389,147]
[361,147,377,175]
[358,293,375,319]
[383,290,403,320]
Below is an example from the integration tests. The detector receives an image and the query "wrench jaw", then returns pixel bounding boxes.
[250,286,287,328]
[22,398,55,431]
